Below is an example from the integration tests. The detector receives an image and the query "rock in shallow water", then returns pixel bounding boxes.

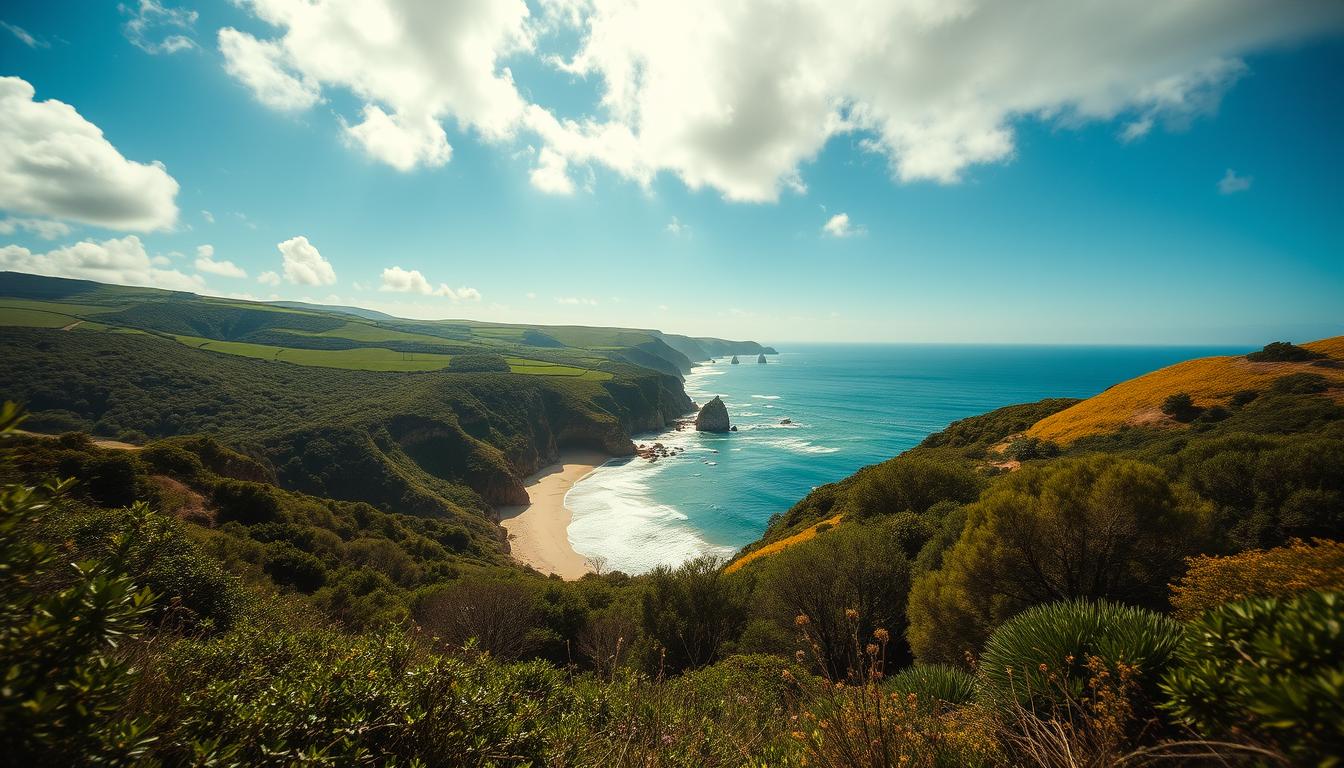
[695,395,732,433]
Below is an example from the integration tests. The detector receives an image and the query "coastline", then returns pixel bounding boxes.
[498,450,609,580]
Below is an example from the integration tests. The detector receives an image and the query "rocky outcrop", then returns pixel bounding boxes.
[731,355,740,365]
[757,353,767,364]
[695,396,731,433]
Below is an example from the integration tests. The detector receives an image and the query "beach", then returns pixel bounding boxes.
[498,450,609,580]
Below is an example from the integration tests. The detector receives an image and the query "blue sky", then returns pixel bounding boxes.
[1,1,1341,345]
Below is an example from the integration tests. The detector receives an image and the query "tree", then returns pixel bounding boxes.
[1161,392,1201,422]
[907,455,1208,664]
[641,556,751,672]
[415,579,540,660]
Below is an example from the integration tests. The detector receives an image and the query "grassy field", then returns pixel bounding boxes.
[279,321,458,345]
[174,335,458,371]
[1028,336,1344,444]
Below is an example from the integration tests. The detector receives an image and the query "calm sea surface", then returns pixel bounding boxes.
[566,343,1246,573]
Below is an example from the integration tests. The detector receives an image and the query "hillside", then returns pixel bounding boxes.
[1027,337,1344,444]
[0,272,774,557]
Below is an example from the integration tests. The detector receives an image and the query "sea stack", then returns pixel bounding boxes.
[730,355,740,365]
[757,353,767,364]
[695,396,731,433]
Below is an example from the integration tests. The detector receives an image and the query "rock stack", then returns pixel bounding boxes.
[757,353,767,364]
[694,395,731,433]
[730,355,740,365]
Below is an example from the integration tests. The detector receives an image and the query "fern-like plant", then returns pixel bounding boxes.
[885,664,976,710]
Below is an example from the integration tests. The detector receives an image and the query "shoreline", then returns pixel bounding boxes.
[498,450,609,580]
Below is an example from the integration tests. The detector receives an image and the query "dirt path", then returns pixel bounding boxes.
[60,320,83,331]
[16,430,142,450]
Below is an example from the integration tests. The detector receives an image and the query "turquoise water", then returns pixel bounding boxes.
[566,344,1246,573]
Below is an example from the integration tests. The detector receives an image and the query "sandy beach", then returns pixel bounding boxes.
[498,450,608,580]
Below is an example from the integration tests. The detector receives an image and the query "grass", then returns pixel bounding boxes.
[0,307,87,328]
[724,514,843,573]
[174,335,457,372]
[1028,336,1344,444]
[0,298,121,316]
[279,321,458,345]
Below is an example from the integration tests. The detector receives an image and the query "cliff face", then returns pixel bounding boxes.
[695,396,731,432]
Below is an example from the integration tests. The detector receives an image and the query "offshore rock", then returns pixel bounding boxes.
[695,396,732,433]
[757,353,767,364]
[731,355,740,365]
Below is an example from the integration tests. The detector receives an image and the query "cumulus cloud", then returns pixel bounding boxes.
[2,21,47,48]
[379,265,480,301]
[1218,168,1252,194]
[220,0,532,168]
[276,235,336,285]
[193,244,248,278]
[0,77,180,231]
[257,270,281,286]
[0,218,71,240]
[121,0,197,54]
[218,27,320,111]
[528,1,1343,200]
[665,216,688,236]
[0,235,203,291]
[529,147,574,194]
[822,213,861,238]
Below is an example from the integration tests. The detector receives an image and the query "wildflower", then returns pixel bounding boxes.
[1039,663,1048,672]
[795,650,806,663]
[874,627,890,643]
[661,734,674,746]
[866,643,879,656]
[845,608,859,621]
[795,614,811,627]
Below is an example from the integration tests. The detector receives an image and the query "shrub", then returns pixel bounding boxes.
[641,556,752,672]
[1272,372,1329,395]
[415,580,541,660]
[263,543,328,593]
[978,599,1184,712]
[1161,591,1344,765]
[1229,389,1259,408]
[907,456,1206,664]
[212,479,281,525]
[885,664,976,709]
[1004,436,1060,462]
[1247,341,1325,363]
[1160,392,1201,422]
[1170,539,1344,620]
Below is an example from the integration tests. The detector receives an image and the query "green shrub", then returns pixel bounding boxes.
[447,353,511,372]
[1229,389,1259,408]
[213,479,281,525]
[1161,392,1201,422]
[1161,591,1344,765]
[263,543,328,593]
[1247,341,1325,363]
[978,599,1184,710]
[1272,372,1329,395]
[885,664,976,709]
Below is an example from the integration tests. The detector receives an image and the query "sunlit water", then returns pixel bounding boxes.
[565,343,1245,573]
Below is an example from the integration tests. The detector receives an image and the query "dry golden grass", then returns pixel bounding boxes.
[724,514,843,574]
[1027,336,1344,445]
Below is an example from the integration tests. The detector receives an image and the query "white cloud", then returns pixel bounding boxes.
[193,244,248,278]
[529,147,575,194]
[665,216,688,236]
[2,21,47,48]
[822,212,861,238]
[0,218,71,240]
[121,0,197,54]
[0,235,203,291]
[525,291,536,300]
[1218,168,1252,194]
[277,235,336,285]
[555,296,598,305]
[527,0,1342,200]
[379,265,480,300]
[201,209,214,223]
[0,76,180,231]
[257,270,281,286]
[218,28,320,111]
[221,0,532,169]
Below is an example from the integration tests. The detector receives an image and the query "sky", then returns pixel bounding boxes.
[1,1,1342,346]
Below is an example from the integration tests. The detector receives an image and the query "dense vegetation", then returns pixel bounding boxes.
[2,275,1342,765]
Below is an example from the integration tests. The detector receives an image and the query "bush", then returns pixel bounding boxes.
[641,556,752,672]
[1272,372,1329,395]
[885,664,976,709]
[1247,341,1325,363]
[263,543,328,593]
[978,600,1184,712]
[1229,389,1259,408]
[213,480,281,525]
[1161,591,1344,765]
[1170,539,1344,620]
[1161,392,1201,422]
[1003,436,1060,462]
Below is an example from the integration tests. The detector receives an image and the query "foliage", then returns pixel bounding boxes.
[977,600,1184,713]
[907,456,1206,664]
[1272,371,1330,394]
[1247,341,1326,363]
[1161,591,1344,765]
[1170,538,1344,620]
[641,556,753,672]
[448,353,512,372]
[886,664,977,709]
[1160,392,1201,422]
[0,403,158,765]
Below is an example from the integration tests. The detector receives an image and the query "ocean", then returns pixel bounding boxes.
[565,343,1246,573]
